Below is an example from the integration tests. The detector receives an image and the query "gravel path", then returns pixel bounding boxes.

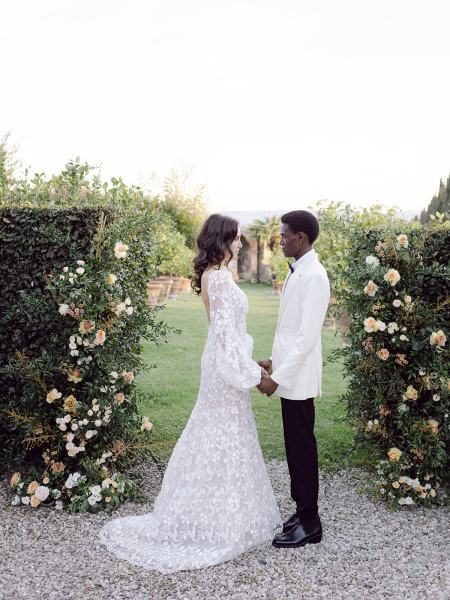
[1,460,449,600]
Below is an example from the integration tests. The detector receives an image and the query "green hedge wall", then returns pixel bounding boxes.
[0,207,113,468]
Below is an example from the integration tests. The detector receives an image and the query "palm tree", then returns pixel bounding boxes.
[248,215,281,282]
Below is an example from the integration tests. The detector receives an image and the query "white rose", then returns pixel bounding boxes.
[399,335,409,341]
[114,241,129,259]
[365,255,380,269]
[34,485,50,501]
[95,419,102,427]
[55,500,63,510]
[398,497,414,505]
[11,495,21,506]
[63,266,69,272]
[126,306,134,315]
[76,260,85,266]
[75,267,85,275]
[433,394,440,402]
[21,496,31,505]
[69,342,77,350]
[125,297,131,305]
[71,423,79,431]
[377,320,387,332]
[87,495,98,506]
[404,295,412,304]
[70,350,79,357]
[393,299,402,308]
[59,304,70,315]
[110,371,119,379]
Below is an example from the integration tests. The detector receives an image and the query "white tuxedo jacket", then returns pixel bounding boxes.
[270,249,330,400]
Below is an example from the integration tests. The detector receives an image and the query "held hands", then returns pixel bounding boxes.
[257,359,278,397]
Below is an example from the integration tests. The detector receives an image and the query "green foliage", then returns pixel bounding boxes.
[268,243,288,281]
[248,215,281,283]
[335,221,450,507]
[420,174,450,224]
[146,167,208,249]
[1,206,172,512]
[311,200,412,304]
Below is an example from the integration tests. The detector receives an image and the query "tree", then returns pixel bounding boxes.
[145,167,208,249]
[0,133,19,199]
[420,174,450,224]
[248,215,281,283]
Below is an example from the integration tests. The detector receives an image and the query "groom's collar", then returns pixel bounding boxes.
[290,248,317,272]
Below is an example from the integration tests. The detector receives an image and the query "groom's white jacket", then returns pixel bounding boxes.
[270,248,330,400]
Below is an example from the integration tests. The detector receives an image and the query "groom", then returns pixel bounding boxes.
[258,210,330,548]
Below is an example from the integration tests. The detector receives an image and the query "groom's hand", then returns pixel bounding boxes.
[257,359,273,375]
[257,375,278,397]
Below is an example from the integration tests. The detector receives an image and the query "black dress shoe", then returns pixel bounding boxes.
[282,513,300,533]
[273,518,322,548]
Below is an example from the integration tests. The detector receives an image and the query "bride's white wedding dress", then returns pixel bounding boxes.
[98,267,282,572]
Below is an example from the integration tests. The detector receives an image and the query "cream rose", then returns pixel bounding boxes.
[46,388,62,403]
[141,416,153,432]
[122,371,135,384]
[364,317,378,333]
[30,495,41,508]
[403,385,418,401]
[364,280,379,297]
[384,269,401,286]
[64,395,78,412]
[388,447,402,462]
[396,234,408,249]
[106,274,118,285]
[429,330,446,347]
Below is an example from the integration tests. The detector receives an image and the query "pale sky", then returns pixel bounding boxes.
[2,0,450,215]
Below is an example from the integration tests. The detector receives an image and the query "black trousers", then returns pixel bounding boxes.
[281,397,319,521]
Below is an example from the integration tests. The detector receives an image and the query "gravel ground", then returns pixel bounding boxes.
[1,460,449,600]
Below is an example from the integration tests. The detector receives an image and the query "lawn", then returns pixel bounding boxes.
[137,283,362,470]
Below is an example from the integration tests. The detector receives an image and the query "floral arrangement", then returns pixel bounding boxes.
[7,212,171,512]
[338,221,449,507]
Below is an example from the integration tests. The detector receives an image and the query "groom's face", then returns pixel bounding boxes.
[280,223,301,258]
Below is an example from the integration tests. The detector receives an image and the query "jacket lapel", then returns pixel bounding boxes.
[276,250,319,330]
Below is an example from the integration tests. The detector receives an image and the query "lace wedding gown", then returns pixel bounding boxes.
[98,267,282,572]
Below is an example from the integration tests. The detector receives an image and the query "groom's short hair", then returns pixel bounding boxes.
[281,210,319,244]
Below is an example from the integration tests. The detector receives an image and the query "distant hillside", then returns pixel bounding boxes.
[222,208,419,228]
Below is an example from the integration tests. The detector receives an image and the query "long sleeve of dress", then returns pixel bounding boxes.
[208,270,261,392]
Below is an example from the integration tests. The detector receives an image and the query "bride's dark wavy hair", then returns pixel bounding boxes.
[192,214,239,294]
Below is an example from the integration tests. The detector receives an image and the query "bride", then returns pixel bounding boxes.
[98,214,282,572]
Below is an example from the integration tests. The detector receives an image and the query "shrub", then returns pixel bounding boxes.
[1,206,172,512]
[337,220,449,507]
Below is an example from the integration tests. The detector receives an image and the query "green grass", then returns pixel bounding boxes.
[137,283,362,470]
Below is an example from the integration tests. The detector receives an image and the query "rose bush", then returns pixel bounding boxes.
[2,207,173,512]
[336,220,449,507]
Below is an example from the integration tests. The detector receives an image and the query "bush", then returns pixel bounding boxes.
[1,206,172,512]
[337,220,450,507]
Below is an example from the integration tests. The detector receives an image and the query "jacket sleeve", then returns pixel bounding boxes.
[208,270,262,391]
[271,272,330,389]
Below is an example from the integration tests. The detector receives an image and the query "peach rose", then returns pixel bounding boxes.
[121,371,135,384]
[68,369,82,383]
[377,349,390,361]
[27,481,39,495]
[10,472,21,487]
[94,329,106,345]
[115,392,125,405]
[30,495,41,508]
[51,462,65,474]
[427,419,439,435]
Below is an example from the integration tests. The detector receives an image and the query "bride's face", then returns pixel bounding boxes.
[228,228,242,261]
